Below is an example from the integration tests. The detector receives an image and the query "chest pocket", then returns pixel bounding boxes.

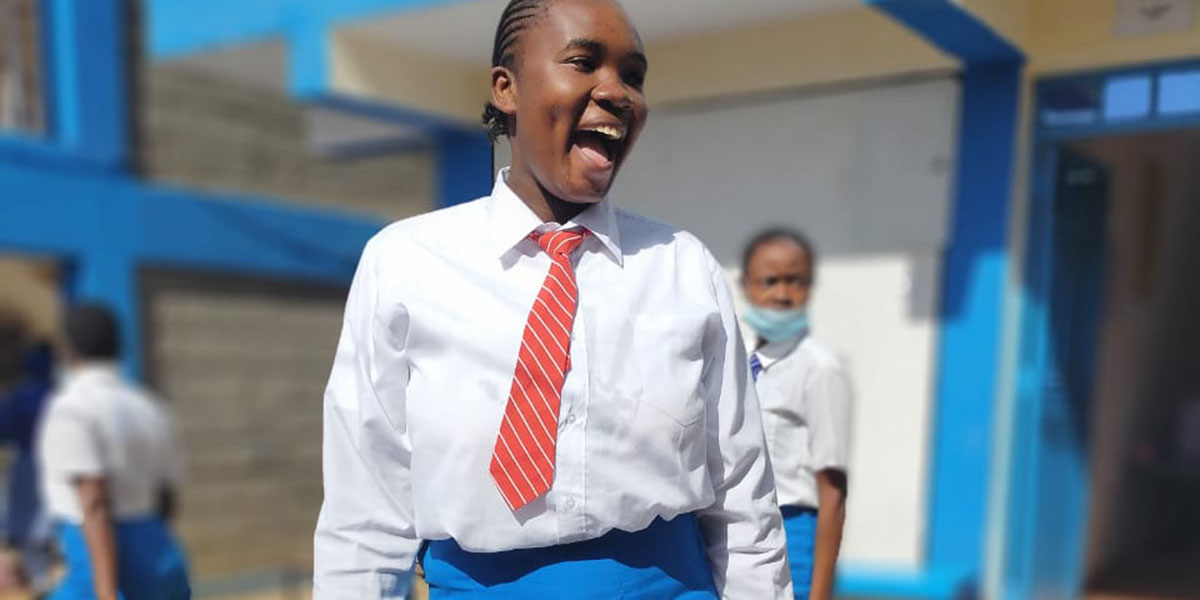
[627,314,706,428]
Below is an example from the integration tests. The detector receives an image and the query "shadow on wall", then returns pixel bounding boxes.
[609,76,962,322]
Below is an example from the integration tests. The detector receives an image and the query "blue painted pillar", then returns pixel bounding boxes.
[436,130,493,208]
[866,0,1025,592]
[45,0,129,169]
[927,61,1021,573]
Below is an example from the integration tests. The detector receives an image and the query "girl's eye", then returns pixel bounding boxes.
[568,56,597,72]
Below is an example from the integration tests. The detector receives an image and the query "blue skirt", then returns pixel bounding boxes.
[421,513,718,599]
[782,506,817,600]
[50,516,191,600]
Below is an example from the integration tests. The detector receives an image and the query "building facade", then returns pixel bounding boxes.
[2,0,1198,597]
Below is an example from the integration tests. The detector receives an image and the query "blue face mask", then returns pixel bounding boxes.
[742,306,809,344]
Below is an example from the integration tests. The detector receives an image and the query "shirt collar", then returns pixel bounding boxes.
[485,167,623,267]
[62,361,121,387]
[754,333,806,372]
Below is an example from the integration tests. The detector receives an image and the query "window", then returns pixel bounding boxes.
[1157,70,1200,116]
[1102,75,1152,121]
[0,0,45,136]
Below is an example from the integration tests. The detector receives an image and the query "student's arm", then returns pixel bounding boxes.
[811,469,847,600]
[75,476,119,600]
[39,405,115,598]
[695,250,793,599]
[805,365,854,600]
[313,237,420,600]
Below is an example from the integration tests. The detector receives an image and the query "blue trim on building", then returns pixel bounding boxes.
[867,0,1023,64]
[1033,58,1200,141]
[865,1,1024,595]
[0,165,381,281]
[0,162,382,378]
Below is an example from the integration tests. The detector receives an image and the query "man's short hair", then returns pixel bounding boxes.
[65,303,121,361]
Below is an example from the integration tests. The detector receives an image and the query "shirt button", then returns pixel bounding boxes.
[565,413,576,425]
[565,498,577,510]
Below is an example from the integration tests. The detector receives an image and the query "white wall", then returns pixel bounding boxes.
[609,78,960,567]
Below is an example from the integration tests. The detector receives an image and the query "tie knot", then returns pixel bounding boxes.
[538,229,588,256]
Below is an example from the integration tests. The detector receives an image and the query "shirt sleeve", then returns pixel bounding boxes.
[695,252,793,600]
[804,363,853,473]
[39,405,107,478]
[313,237,420,599]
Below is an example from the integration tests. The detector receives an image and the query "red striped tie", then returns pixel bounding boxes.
[490,229,588,511]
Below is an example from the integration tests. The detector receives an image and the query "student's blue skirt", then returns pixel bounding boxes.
[50,516,191,600]
[421,513,718,599]
[782,506,817,600]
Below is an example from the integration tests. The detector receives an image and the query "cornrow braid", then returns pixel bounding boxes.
[482,0,550,143]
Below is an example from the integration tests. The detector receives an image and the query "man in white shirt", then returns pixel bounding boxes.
[37,304,189,600]
[740,229,852,600]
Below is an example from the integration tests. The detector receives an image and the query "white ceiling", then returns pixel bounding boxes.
[344,0,859,64]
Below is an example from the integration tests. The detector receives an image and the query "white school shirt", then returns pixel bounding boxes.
[37,363,183,524]
[313,169,791,599]
[752,334,853,510]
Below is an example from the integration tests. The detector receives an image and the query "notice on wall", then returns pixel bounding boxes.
[1115,0,1198,36]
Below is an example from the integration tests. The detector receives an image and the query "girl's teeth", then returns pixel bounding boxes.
[583,126,622,141]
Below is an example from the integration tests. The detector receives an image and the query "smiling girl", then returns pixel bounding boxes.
[313,1,791,598]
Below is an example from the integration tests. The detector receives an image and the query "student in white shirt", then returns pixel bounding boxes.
[313,0,790,598]
[37,304,189,600]
[740,229,852,600]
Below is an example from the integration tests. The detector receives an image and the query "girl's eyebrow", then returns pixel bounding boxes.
[563,37,648,69]
[563,37,604,54]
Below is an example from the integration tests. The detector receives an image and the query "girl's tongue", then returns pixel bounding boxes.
[573,133,614,171]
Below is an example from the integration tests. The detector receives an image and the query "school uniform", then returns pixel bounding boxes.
[37,363,190,600]
[750,334,852,600]
[314,168,791,599]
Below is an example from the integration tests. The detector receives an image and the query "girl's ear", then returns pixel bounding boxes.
[491,65,518,117]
